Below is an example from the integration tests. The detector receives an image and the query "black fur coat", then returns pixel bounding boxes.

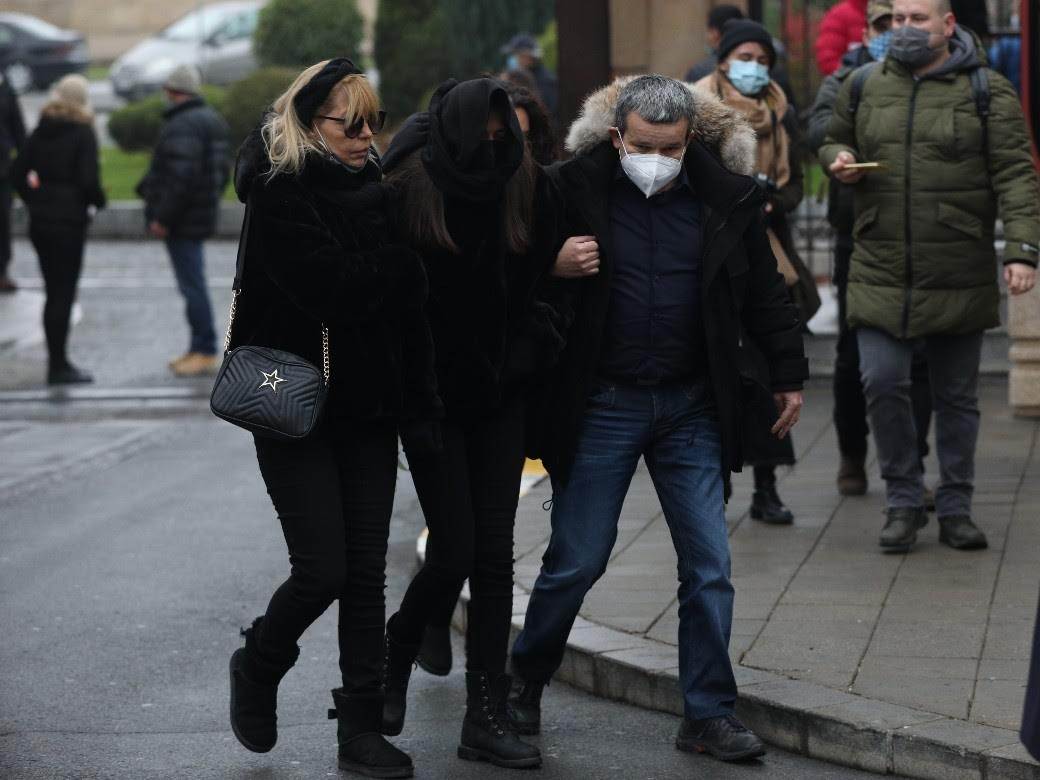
[231,129,441,424]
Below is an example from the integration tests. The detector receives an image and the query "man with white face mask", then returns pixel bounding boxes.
[509,74,807,763]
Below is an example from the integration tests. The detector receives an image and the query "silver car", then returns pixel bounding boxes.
[110,1,263,101]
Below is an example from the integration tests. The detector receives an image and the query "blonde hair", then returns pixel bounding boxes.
[42,73,93,124]
[262,61,380,179]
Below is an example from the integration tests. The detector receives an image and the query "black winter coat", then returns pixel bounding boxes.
[138,97,230,239]
[386,152,569,420]
[231,132,441,424]
[13,113,105,230]
[534,140,808,486]
[0,72,25,178]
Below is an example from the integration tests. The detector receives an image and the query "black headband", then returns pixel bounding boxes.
[292,57,363,125]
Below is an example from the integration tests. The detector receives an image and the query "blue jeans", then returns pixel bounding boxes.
[165,238,216,355]
[512,379,737,720]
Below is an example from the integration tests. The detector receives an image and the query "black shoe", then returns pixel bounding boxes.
[229,617,299,753]
[330,688,413,779]
[879,507,927,553]
[750,485,794,525]
[938,515,988,550]
[505,677,544,735]
[381,614,419,736]
[416,623,452,677]
[47,363,93,385]
[458,672,541,769]
[676,715,766,762]
[923,487,937,513]
[837,454,868,496]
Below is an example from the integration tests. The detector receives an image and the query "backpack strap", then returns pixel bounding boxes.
[968,66,991,169]
[848,61,880,118]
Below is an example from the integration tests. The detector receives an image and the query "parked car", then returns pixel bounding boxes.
[0,13,89,94]
[110,1,263,101]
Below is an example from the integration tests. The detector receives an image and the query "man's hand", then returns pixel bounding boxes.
[829,151,865,184]
[26,170,40,190]
[771,391,803,439]
[1005,263,1036,296]
[552,235,600,278]
[148,221,168,239]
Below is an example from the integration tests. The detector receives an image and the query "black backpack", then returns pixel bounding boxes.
[847,60,991,165]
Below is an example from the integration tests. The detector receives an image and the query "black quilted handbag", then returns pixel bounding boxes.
[210,200,330,441]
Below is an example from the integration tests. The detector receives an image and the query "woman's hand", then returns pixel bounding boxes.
[771,391,803,439]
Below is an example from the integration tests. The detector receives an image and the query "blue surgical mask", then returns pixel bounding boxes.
[506,54,520,71]
[867,30,893,62]
[727,60,771,96]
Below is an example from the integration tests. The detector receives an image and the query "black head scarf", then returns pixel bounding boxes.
[420,78,525,203]
[292,57,363,126]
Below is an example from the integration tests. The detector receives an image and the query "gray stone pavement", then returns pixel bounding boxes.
[501,378,1040,779]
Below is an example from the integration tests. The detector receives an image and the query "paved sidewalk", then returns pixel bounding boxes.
[497,379,1040,779]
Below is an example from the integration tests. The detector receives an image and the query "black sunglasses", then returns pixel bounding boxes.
[315,110,387,139]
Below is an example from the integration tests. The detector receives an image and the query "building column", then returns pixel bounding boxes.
[1009,287,1040,416]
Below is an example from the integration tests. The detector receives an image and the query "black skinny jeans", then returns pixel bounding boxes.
[253,417,399,691]
[394,400,526,676]
[833,242,932,461]
[30,225,86,368]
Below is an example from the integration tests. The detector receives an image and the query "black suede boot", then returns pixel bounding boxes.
[329,688,414,779]
[750,466,794,525]
[229,616,299,753]
[505,677,545,735]
[416,623,452,677]
[381,614,419,736]
[458,672,541,769]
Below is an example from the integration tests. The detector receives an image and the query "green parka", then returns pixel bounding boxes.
[819,26,1040,339]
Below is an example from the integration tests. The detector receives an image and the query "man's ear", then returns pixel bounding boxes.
[609,127,623,151]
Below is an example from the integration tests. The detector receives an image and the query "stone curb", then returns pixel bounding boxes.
[419,484,1039,780]
[11,201,245,240]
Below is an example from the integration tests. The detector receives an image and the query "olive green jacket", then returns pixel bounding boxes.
[819,27,1040,339]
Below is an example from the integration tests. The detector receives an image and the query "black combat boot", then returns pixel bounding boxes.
[381,614,419,736]
[458,672,541,769]
[836,454,868,496]
[750,466,794,525]
[879,507,927,553]
[229,616,299,753]
[416,623,452,677]
[676,714,766,762]
[329,688,413,778]
[505,677,545,735]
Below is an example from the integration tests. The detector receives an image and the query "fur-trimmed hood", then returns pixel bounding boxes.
[564,75,756,176]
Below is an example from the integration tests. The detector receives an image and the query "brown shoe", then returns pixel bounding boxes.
[168,353,193,371]
[172,353,219,377]
[0,275,17,293]
[837,454,868,496]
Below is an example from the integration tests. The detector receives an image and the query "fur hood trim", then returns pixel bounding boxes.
[564,76,756,176]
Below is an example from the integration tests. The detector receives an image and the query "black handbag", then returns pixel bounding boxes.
[210,200,330,441]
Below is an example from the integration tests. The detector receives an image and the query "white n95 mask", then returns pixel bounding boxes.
[615,129,684,198]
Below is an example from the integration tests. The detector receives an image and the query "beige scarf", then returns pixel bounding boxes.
[693,72,796,285]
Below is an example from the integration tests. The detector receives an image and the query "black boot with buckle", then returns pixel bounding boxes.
[329,688,414,778]
[229,616,299,753]
[458,672,541,769]
[381,614,420,736]
[505,677,545,735]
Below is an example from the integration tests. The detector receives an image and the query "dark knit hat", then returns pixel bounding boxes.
[717,19,776,67]
[292,57,363,125]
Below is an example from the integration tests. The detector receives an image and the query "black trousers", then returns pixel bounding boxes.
[0,178,12,277]
[29,224,86,368]
[394,400,527,676]
[833,242,932,460]
[253,417,399,691]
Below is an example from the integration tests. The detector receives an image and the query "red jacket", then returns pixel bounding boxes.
[815,0,867,75]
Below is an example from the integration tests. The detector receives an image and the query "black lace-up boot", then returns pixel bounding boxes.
[458,672,541,769]
[381,614,419,736]
[229,616,299,753]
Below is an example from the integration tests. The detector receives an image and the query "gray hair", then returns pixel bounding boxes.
[613,75,696,134]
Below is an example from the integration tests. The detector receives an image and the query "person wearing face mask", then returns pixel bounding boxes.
[500,33,558,116]
[821,0,1040,555]
[379,77,567,770]
[136,65,230,378]
[226,58,440,779]
[693,19,819,527]
[508,74,807,764]
[808,1,935,500]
